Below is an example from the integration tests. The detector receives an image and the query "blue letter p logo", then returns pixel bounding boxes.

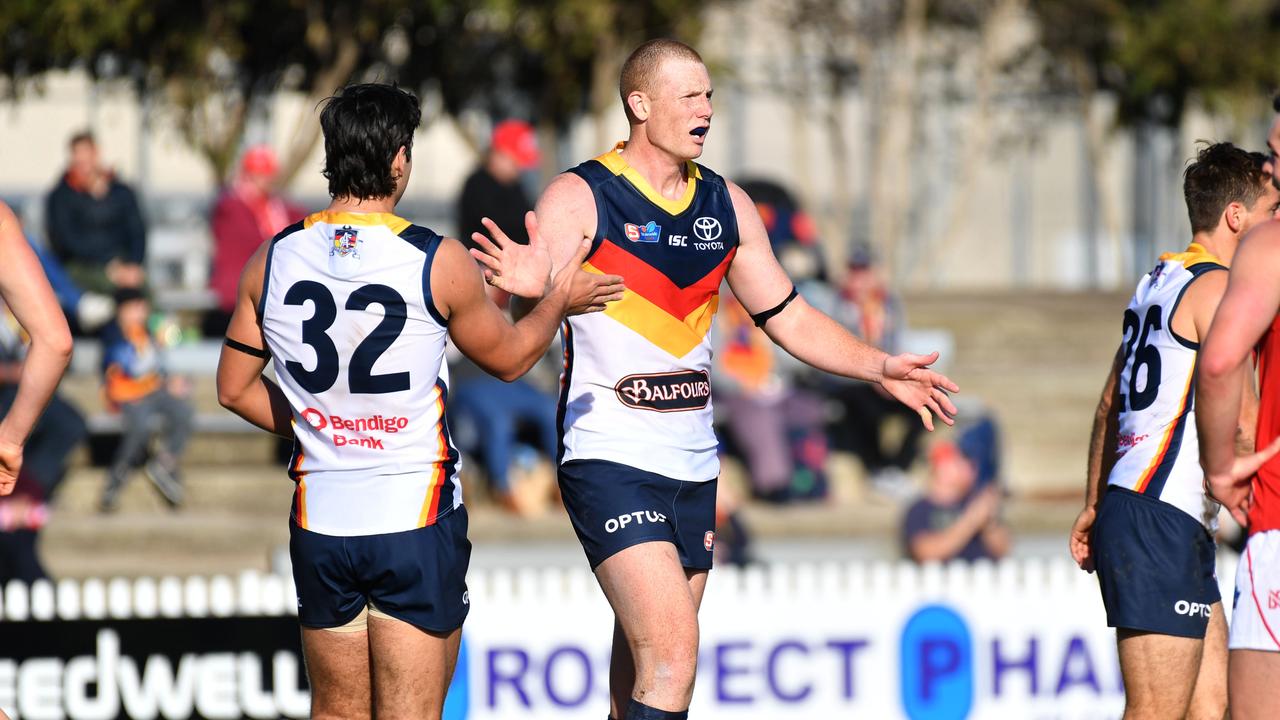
[901,605,973,720]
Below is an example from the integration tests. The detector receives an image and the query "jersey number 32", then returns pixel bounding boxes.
[283,280,410,395]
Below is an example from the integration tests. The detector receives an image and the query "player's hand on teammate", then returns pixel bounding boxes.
[881,351,959,431]
[1205,435,1280,525]
[1069,505,1097,572]
[469,213,554,298]
[470,212,624,313]
[0,439,23,496]
[550,238,625,315]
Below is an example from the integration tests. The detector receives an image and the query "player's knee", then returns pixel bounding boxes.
[634,632,699,687]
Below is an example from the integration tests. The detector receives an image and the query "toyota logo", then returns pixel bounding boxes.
[693,216,722,242]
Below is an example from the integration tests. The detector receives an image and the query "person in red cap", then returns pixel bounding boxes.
[452,120,558,510]
[206,145,305,335]
[901,439,1010,563]
[457,119,540,249]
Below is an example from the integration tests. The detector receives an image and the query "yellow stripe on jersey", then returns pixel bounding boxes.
[1159,242,1226,270]
[594,142,703,216]
[304,211,412,235]
[417,387,449,527]
[586,261,719,358]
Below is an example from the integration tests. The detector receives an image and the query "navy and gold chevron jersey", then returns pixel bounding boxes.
[1106,243,1225,529]
[261,211,461,537]
[560,143,739,481]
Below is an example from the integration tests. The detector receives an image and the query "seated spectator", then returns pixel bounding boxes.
[902,440,1011,563]
[0,304,87,499]
[45,131,147,298]
[448,122,560,514]
[715,292,828,503]
[206,146,305,336]
[99,288,193,512]
[827,247,924,495]
[448,370,559,514]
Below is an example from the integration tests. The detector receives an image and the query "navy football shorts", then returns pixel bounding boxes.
[558,459,717,570]
[1093,486,1220,638]
[289,505,471,632]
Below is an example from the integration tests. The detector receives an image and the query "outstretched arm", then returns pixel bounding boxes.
[724,181,957,429]
[1198,224,1280,524]
[215,242,295,438]
[0,203,73,495]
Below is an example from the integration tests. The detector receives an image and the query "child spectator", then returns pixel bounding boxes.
[99,288,193,511]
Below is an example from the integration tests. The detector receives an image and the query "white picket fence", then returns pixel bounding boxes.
[0,554,1140,622]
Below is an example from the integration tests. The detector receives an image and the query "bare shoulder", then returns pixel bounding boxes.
[0,201,19,241]
[536,172,596,262]
[1179,265,1229,327]
[430,234,477,280]
[724,179,757,214]
[428,235,484,310]
[536,172,594,213]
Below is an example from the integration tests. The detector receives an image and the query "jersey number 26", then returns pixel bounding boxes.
[1119,305,1162,413]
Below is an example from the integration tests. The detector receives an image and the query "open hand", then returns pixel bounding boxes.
[0,439,23,496]
[1207,435,1280,526]
[469,212,553,298]
[881,351,959,431]
[551,239,625,315]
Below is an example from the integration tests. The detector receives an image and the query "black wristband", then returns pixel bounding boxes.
[750,286,799,328]
[225,337,271,359]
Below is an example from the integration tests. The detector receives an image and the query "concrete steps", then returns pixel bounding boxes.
[904,291,1129,496]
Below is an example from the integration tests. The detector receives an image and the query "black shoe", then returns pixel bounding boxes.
[144,460,184,508]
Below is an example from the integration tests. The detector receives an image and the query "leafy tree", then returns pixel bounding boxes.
[0,0,714,188]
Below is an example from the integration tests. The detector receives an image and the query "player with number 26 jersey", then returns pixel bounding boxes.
[1106,245,1226,529]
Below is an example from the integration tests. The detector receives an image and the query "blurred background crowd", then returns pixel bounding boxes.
[1,0,1279,585]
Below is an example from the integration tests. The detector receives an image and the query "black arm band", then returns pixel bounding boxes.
[750,286,799,328]
[225,337,271,359]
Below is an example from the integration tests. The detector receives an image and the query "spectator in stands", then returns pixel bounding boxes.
[0,304,87,499]
[450,120,560,513]
[457,119,540,249]
[99,288,193,512]
[206,146,305,335]
[45,131,147,297]
[902,439,1011,563]
[828,246,924,495]
[715,291,828,502]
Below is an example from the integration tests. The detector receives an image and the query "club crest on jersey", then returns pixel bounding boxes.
[1148,262,1166,288]
[331,225,361,258]
[624,221,662,243]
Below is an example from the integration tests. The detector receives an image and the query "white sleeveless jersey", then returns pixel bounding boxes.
[260,211,460,537]
[1106,244,1225,529]
[558,147,738,481]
